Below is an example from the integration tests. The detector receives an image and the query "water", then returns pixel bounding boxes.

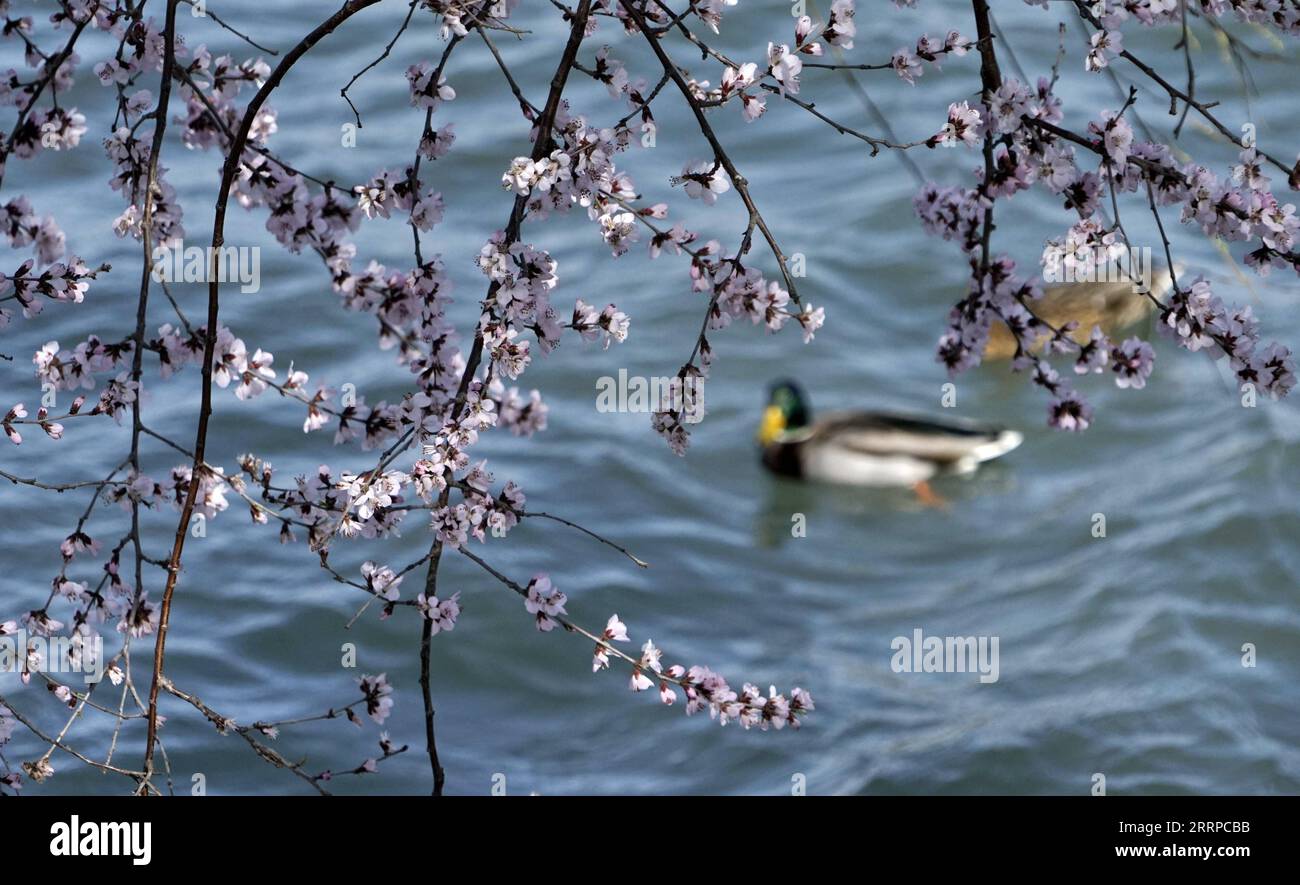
[2,1,1298,795]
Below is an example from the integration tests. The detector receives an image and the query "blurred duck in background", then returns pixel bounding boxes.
[757,380,1023,505]
[983,266,1175,360]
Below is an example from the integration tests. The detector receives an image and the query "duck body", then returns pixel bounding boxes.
[758,382,1022,488]
[983,268,1175,361]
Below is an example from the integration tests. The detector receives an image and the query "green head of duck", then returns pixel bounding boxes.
[758,379,811,446]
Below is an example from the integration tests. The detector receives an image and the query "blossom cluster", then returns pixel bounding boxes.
[510,588,817,731]
[915,11,1297,428]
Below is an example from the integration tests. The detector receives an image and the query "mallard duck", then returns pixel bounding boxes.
[757,380,1023,499]
[983,267,1174,360]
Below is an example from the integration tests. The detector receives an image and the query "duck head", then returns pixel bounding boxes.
[758,379,811,446]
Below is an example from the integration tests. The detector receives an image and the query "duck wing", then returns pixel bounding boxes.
[805,412,1023,467]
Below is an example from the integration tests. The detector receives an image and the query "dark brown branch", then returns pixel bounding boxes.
[415,0,594,798]
[144,0,385,787]
[130,0,181,733]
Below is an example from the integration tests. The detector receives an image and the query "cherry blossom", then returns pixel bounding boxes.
[935,101,981,147]
[679,159,731,205]
[360,561,403,602]
[1110,337,1155,390]
[524,574,568,632]
[766,42,802,94]
[357,674,394,725]
[1085,29,1123,72]
[406,62,455,110]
